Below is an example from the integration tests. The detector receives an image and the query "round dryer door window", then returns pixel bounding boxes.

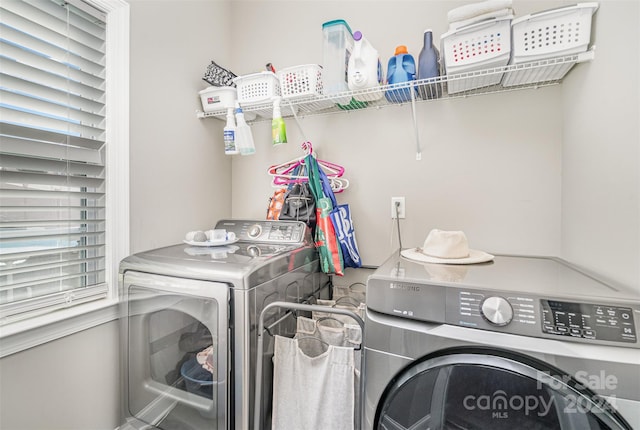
[375,348,633,430]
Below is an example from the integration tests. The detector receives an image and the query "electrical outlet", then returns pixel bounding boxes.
[391,197,406,219]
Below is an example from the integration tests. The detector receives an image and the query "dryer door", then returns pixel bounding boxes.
[122,271,229,430]
[374,348,633,430]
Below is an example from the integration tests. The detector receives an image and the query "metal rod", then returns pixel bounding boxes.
[410,82,422,160]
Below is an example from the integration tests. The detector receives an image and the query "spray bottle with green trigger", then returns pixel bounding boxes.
[271,96,287,145]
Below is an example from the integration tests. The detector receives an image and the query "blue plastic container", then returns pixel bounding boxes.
[385,45,417,103]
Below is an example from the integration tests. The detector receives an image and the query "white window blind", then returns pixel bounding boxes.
[1,0,108,324]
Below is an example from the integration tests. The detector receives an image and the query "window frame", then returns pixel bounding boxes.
[0,0,130,358]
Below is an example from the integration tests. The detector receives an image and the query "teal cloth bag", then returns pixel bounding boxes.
[305,154,344,276]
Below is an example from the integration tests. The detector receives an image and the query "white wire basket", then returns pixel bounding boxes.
[441,16,512,94]
[502,2,599,87]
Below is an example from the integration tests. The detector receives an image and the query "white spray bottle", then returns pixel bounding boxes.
[234,103,256,156]
[223,107,238,155]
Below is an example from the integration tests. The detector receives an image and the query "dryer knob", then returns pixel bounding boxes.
[247,224,262,239]
[481,296,513,326]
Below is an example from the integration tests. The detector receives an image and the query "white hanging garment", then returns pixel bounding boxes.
[332,283,366,304]
[294,316,362,382]
[271,335,355,430]
[294,316,362,430]
[295,316,361,349]
[312,298,366,325]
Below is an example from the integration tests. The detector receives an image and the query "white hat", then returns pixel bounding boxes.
[401,229,494,265]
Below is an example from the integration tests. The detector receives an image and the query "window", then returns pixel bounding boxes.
[0,0,129,329]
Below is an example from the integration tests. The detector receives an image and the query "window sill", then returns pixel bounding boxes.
[0,299,120,358]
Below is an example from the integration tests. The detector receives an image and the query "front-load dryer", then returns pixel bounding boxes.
[118,220,329,430]
[364,253,640,430]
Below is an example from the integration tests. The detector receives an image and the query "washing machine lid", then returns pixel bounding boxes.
[119,220,318,288]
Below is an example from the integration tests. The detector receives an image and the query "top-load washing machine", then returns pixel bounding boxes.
[364,253,640,430]
[118,219,329,430]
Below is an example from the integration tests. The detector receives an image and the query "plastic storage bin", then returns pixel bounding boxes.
[322,19,354,104]
[278,64,323,100]
[199,86,236,113]
[502,2,599,87]
[233,71,294,118]
[441,16,512,94]
[233,71,281,105]
[278,64,333,112]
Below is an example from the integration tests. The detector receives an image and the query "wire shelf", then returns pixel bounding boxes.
[197,51,594,123]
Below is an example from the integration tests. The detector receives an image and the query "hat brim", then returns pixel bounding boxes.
[401,248,495,265]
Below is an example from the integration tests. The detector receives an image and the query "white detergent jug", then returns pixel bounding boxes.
[348,31,384,102]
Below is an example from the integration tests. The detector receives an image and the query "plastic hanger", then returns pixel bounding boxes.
[267,142,350,192]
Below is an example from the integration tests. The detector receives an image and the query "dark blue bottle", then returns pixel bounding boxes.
[417,29,442,99]
[385,45,417,103]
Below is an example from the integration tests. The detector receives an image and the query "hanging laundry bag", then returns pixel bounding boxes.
[332,283,366,304]
[271,335,356,430]
[294,316,363,430]
[313,298,366,325]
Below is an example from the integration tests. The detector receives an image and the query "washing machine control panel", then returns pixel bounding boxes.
[452,290,638,345]
[541,300,637,344]
[216,220,309,244]
[455,290,539,332]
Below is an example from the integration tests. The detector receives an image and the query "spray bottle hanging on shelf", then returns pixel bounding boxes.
[224,107,238,155]
[234,103,256,156]
[272,97,287,146]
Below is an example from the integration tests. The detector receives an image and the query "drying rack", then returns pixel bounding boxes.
[253,300,366,430]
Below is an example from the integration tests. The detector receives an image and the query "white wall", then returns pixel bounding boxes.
[561,0,640,288]
[0,322,120,430]
[129,0,233,254]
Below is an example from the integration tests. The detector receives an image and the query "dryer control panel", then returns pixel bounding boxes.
[215,220,310,244]
[541,300,637,344]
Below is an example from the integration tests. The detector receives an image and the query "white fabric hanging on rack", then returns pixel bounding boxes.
[294,316,362,376]
[332,283,366,304]
[312,298,366,325]
[294,316,362,430]
[271,335,355,430]
[295,316,361,349]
